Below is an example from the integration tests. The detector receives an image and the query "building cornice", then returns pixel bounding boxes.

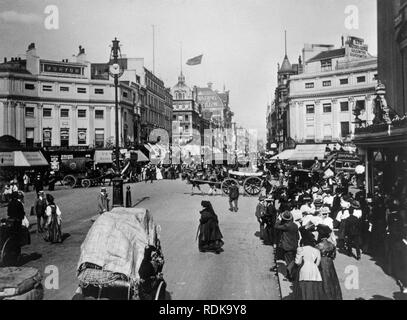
[289,86,376,100]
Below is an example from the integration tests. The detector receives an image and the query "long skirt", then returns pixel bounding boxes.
[45,214,62,243]
[319,257,342,300]
[294,280,326,300]
[263,225,275,245]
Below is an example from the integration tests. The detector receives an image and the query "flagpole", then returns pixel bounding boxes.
[180,42,182,74]
[152,24,155,74]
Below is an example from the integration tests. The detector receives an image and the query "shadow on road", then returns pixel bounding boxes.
[18,252,42,266]
[133,197,150,207]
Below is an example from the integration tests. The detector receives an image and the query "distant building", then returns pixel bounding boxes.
[0,43,138,149]
[288,36,378,144]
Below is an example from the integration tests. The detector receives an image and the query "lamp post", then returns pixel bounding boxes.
[109,38,124,207]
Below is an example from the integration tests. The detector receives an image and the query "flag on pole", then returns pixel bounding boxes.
[186,54,203,66]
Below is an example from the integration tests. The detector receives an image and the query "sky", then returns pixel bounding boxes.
[0,0,377,140]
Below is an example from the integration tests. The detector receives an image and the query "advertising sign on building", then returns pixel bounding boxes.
[347,36,368,58]
[42,63,82,75]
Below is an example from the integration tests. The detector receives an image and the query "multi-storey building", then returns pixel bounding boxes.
[288,36,377,144]
[0,43,137,149]
[171,72,203,145]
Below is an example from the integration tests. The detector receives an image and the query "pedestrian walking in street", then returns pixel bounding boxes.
[7,191,25,225]
[34,191,47,233]
[344,202,362,260]
[316,225,343,300]
[44,194,62,243]
[228,182,239,212]
[23,173,29,192]
[293,235,325,300]
[255,196,267,240]
[33,173,43,193]
[273,211,299,280]
[197,201,224,253]
[97,187,110,214]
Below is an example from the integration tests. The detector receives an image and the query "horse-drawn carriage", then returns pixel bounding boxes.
[221,169,264,196]
[73,207,166,300]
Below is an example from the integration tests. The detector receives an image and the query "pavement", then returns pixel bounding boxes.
[0,179,280,300]
[276,238,407,300]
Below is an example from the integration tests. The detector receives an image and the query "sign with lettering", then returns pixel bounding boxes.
[42,63,82,75]
[0,152,14,166]
[347,36,368,58]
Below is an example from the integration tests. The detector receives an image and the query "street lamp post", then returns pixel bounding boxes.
[109,38,124,207]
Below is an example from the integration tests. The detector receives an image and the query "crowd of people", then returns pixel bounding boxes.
[254,163,407,298]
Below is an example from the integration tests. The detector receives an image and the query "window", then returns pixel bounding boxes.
[306,125,315,138]
[173,115,176,120]
[340,122,350,137]
[306,105,315,114]
[95,129,105,148]
[321,59,332,72]
[25,107,35,118]
[60,86,69,92]
[95,110,104,119]
[373,74,378,80]
[60,128,69,147]
[60,108,69,117]
[357,76,366,83]
[94,88,104,94]
[355,100,365,111]
[78,109,86,118]
[77,87,87,93]
[185,115,189,121]
[25,83,35,90]
[78,128,87,145]
[26,128,34,147]
[305,82,314,89]
[122,91,128,98]
[42,85,53,92]
[323,103,332,113]
[340,101,349,112]
[323,80,332,87]
[43,128,52,147]
[340,78,349,85]
[124,111,127,121]
[43,108,52,117]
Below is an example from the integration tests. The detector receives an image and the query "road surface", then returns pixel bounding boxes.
[0,179,281,300]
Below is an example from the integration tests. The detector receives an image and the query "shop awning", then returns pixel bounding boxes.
[270,149,296,160]
[290,144,327,161]
[0,151,49,167]
[134,150,149,162]
[94,150,113,164]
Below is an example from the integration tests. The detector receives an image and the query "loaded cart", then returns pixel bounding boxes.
[73,207,166,300]
[0,267,43,300]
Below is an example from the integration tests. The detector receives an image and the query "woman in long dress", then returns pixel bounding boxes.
[293,236,326,300]
[197,201,224,253]
[316,225,343,300]
[156,165,163,180]
[44,194,62,243]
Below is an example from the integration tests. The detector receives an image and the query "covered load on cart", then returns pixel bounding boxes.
[74,207,166,300]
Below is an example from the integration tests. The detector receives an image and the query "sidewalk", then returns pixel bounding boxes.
[277,250,407,300]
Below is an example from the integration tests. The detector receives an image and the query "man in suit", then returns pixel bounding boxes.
[34,191,47,233]
[273,211,299,280]
[97,187,110,214]
[345,201,362,260]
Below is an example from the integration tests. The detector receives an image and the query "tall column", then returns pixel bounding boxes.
[331,99,338,140]
[37,103,43,144]
[15,102,24,142]
[89,105,95,147]
[8,101,16,137]
[106,105,112,139]
[71,105,78,146]
[314,100,321,142]
[54,104,60,146]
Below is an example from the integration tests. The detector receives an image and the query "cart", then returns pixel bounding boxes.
[73,207,166,300]
[0,219,30,267]
[221,169,264,196]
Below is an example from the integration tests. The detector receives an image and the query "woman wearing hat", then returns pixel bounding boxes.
[293,234,325,300]
[197,201,224,253]
[316,225,342,300]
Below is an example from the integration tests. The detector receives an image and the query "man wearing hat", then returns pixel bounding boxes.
[34,190,47,233]
[344,204,362,260]
[274,211,299,280]
[255,196,267,240]
[97,187,110,214]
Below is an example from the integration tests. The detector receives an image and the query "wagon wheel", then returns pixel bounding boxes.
[81,179,91,188]
[0,237,21,267]
[243,176,262,196]
[221,178,239,195]
[62,175,77,188]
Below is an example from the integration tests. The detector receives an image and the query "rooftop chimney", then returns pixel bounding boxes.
[207,82,213,89]
[4,57,6,63]
[26,42,40,74]
[76,45,87,63]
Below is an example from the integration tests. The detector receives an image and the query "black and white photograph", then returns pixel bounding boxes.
[0,0,406,306]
